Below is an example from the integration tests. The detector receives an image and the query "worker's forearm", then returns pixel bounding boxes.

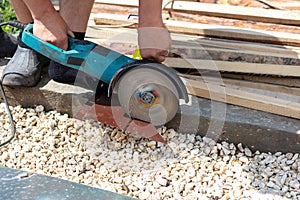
[138,0,163,27]
[22,0,56,20]
[21,0,72,50]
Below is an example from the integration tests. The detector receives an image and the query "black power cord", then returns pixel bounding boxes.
[0,21,27,30]
[0,21,26,147]
[0,79,16,147]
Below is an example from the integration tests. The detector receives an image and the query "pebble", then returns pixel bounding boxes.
[239,156,249,163]
[35,105,44,113]
[264,155,277,164]
[292,154,299,161]
[156,176,168,187]
[286,159,294,165]
[222,146,231,155]
[187,167,196,178]
[289,180,300,189]
[113,177,123,184]
[2,151,9,161]
[0,103,299,200]
[237,143,244,152]
[267,181,275,188]
[139,191,150,200]
[244,147,252,157]
[202,137,216,146]
[147,141,156,148]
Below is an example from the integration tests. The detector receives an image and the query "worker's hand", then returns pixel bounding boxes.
[33,10,74,50]
[138,26,171,63]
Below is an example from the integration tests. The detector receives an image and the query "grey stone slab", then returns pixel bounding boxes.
[0,167,135,200]
[168,96,300,153]
[0,59,95,115]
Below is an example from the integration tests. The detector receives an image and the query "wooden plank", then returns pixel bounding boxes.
[93,14,300,46]
[167,31,300,56]
[87,22,300,58]
[256,0,285,10]
[164,1,300,26]
[182,77,300,119]
[180,74,300,97]
[165,58,300,77]
[169,45,300,64]
[86,21,300,59]
[187,38,300,57]
[221,73,300,88]
[100,41,300,65]
[95,0,300,26]
[258,0,300,10]
[95,0,138,8]
[86,19,300,88]
[163,20,300,46]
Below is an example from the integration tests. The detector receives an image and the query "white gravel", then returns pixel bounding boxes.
[0,103,299,200]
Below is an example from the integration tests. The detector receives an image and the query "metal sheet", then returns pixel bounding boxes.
[0,167,135,200]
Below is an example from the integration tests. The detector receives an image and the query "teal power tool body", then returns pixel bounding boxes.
[22,24,188,142]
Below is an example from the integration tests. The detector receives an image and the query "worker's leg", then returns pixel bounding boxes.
[10,0,33,24]
[59,0,94,33]
[0,0,31,58]
[48,0,95,83]
[0,27,18,58]
[2,0,49,86]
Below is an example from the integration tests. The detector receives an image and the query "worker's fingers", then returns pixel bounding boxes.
[159,49,169,57]
[156,55,167,63]
[67,30,75,38]
[140,48,168,63]
[60,37,69,50]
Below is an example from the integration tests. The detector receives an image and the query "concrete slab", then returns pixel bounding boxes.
[168,96,300,154]
[0,59,94,115]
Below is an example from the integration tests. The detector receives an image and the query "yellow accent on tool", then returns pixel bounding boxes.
[132,45,143,60]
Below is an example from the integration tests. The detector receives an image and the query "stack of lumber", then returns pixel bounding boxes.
[91,0,300,120]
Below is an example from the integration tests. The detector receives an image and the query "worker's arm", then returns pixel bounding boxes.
[138,0,171,62]
[22,0,73,50]
[138,0,164,27]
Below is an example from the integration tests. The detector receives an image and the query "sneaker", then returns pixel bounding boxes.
[1,45,49,87]
[48,60,102,90]
[48,60,78,83]
[0,28,18,58]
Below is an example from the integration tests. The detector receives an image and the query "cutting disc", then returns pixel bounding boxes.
[116,66,179,126]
